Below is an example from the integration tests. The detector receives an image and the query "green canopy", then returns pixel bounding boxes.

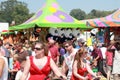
[9,0,92,30]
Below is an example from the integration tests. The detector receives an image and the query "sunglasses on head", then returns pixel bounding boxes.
[34,47,42,50]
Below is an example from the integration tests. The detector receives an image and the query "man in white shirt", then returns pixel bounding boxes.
[62,41,78,80]
[100,44,107,73]
[100,44,107,60]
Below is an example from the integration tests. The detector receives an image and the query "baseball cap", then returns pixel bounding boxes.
[77,38,85,43]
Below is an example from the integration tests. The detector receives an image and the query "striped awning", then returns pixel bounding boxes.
[85,8,120,27]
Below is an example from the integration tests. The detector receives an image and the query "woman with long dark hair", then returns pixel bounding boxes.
[71,48,98,80]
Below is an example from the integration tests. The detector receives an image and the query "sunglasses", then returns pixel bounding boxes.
[34,47,42,50]
[64,45,70,48]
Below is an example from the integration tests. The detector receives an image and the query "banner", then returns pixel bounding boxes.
[0,23,9,32]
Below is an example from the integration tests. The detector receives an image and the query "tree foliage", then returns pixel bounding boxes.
[0,0,116,25]
[70,8,116,20]
[86,9,116,19]
[70,9,86,20]
[0,0,33,25]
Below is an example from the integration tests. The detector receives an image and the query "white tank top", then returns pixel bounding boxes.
[64,49,78,80]
[0,56,8,80]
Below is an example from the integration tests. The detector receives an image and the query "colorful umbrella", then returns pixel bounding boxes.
[9,0,92,30]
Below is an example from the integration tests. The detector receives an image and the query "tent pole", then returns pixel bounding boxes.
[108,27,110,45]
[105,27,110,45]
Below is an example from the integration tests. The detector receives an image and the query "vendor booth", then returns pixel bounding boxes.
[82,8,120,44]
[9,0,92,42]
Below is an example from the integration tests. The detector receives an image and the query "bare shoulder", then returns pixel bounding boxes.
[50,57,53,62]
[50,58,56,65]
[0,57,5,64]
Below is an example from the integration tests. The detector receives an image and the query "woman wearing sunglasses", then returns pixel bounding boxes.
[21,42,66,80]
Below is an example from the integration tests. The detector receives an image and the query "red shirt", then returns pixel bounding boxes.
[71,68,92,80]
[29,56,51,80]
[13,61,20,70]
[106,51,113,66]
[49,45,59,62]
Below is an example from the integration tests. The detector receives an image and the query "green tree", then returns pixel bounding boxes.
[70,9,86,20]
[86,9,115,19]
[0,0,32,25]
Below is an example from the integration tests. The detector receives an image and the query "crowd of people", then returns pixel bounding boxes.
[0,32,120,80]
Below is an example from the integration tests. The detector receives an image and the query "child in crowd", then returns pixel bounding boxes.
[15,51,30,80]
[9,54,20,80]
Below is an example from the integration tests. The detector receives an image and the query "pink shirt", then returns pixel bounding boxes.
[49,45,59,63]
[105,51,113,66]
